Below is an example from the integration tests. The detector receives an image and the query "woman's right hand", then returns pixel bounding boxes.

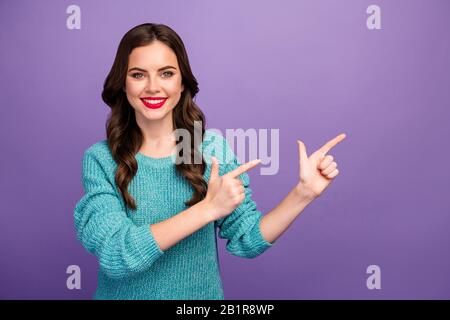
[203,156,261,221]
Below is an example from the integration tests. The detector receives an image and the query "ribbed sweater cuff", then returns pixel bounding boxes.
[249,214,274,256]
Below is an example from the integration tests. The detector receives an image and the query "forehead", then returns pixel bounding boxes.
[128,41,179,69]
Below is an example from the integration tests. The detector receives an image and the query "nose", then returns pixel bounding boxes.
[144,74,161,93]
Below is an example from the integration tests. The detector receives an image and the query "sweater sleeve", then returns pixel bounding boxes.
[213,135,274,259]
[73,149,164,280]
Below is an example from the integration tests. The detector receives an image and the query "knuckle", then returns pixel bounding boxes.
[327,169,338,178]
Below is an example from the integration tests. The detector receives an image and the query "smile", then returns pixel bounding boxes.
[140,97,167,109]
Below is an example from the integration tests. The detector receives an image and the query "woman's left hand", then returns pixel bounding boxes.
[295,133,346,200]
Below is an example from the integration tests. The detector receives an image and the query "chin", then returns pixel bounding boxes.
[142,113,164,120]
[143,108,171,119]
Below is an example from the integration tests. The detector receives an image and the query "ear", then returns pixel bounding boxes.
[181,83,184,92]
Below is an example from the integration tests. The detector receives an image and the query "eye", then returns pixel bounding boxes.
[131,72,144,79]
[162,71,174,78]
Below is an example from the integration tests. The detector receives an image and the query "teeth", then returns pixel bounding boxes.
[144,99,165,104]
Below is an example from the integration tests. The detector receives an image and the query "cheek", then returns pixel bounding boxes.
[166,77,184,95]
[125,79,145,96]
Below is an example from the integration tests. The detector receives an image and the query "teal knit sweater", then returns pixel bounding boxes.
[74,129,273,300]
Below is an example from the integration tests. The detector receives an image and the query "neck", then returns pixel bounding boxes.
[136,112,176,146]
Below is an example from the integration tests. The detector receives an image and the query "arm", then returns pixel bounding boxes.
[214,155,273,259]
[214,172,273,259]
[260,134,347,244]
[259,187,315,244]
[74,150,212,280]
[150,201,212,251]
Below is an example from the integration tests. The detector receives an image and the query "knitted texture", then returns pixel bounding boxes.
[74,129,273,300]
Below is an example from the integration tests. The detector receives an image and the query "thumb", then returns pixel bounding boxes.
[208,156,219,184]
[297,140,308,165]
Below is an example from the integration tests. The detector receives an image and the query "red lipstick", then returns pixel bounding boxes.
[140,97,168,109]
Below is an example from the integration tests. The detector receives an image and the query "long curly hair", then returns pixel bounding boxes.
[101,23,207,211]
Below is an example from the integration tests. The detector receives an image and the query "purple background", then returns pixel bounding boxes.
[1,0,449,299]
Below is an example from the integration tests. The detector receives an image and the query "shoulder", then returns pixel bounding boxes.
[84,139,112,159]
[82,139,117,172]
[202,129,236,166]
[202,129,225,146]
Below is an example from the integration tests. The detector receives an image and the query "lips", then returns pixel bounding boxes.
[140,97,168,109]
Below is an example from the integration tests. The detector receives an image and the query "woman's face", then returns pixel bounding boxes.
[124,40,184,125]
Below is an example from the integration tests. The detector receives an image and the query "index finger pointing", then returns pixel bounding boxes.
[318,133,346,156]
[227,159,261,179]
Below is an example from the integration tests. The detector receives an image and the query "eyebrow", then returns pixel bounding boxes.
[127,66,177,73]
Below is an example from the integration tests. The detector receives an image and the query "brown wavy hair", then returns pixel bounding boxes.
[101,23,207,211]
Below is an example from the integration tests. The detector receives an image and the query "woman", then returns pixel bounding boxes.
[74,23,345,300]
